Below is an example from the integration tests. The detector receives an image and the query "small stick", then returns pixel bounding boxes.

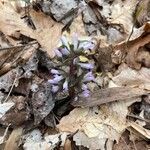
[3,76,18,103]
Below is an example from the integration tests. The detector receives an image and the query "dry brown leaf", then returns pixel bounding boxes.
[4,127,23,150]
[66,14,86,36]
[58,98,140,144]
[136,46,150,68]
[0,42,39,76]
[107,0,136,33]
[64,139,72,150]
[0,125,10,145]
[0,1,63,57]
[112,22,150,69]
[111,63,150,90]
[125,34,150,69]
[96,0,137,40]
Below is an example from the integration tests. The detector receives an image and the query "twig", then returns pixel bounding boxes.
[0,45,25,51]
[126,22,136,44]
[133,140,138,150]
[120,136,130,150]
[3,75,18,103]
[125,1,141,51]
[0,41,38,51]
[127,114,150,123]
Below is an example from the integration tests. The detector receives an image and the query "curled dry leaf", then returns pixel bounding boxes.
[0,1,64,57]
[125,34,150,69]
[112,22,150,69]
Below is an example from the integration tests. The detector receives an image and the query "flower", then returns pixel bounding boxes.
[48,75,64,84]
[72,33,78,51]
[82,84,88,90]
[49,35,97,98]
[61,47,70,55]
[51,69,61,74]
[51,85,59,93]
[79,41,94,50]
[61,36,70,49]
[82,89,90,97]
[54,49,62,57]
[83,72,95,82]
[63,80,68,91]
[78,63,94,69]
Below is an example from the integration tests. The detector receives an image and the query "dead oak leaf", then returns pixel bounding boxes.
[0,1,63,57]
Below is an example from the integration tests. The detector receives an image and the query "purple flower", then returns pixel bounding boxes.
[78,63,94,69]
[55,49,62,58]
[72,33,78,51]
[48,75,64,84]
[83,72,95,82]
[61,36,69,49]
[51,69,61,75]
[79,41,95,50]
[82,89,90,97]
[63,80,68,91]
[83,76,95,82]
[82,84,88,90]
[61,47,70,55]
[51,85,59,93]
[84,72,93,78]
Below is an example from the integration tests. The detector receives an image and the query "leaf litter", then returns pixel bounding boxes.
[0,0,149,149]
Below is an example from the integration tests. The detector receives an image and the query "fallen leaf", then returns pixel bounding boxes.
[112,22,150,69]
[0,125,10,145]
[111,63,150,90]
[23,129,68,150]
[95,0,137,43]
[73,131,109,150]
[0,102,14,118]
[64,139,72,150]
[66,14,86,36]
[31,82,54,125]
[0,1,64,57]
[72,87,146,107]
[4,127,23,150]
[58,98,139,145]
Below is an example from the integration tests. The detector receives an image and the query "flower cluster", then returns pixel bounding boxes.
[48,34,96,98]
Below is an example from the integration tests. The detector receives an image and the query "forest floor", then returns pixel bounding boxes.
[0,0,150,150]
